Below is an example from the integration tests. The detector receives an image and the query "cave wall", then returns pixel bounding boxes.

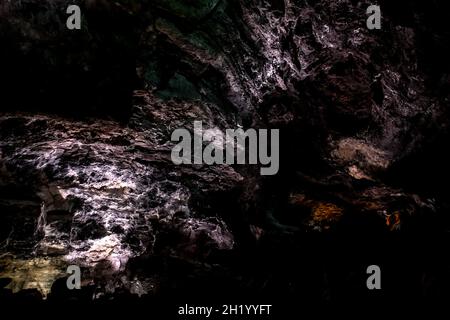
[0,0,450,306]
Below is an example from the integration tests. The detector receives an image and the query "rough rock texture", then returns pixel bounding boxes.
[1,0,450,306]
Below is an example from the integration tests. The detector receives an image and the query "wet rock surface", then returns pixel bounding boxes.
[1,0,450,307]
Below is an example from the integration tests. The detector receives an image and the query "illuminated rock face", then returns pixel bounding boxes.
[0,113,239,298]
[0,256,66,298]
[0,0,450,303]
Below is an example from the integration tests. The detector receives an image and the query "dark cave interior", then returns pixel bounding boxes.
[0,0,450,314]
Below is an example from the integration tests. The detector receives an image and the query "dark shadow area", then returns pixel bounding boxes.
[0,1,139,122]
